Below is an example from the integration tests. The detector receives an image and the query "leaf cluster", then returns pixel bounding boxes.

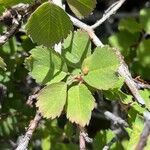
[0,0,149,149]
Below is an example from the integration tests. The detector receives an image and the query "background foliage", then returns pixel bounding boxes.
[0,0,150,150]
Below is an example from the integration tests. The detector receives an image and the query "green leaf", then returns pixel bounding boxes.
[24,46,68,85]
[137,39,150,68]
[0,57,6,70]
[140,8,150,33]
[119,18,142,33]
[66,0,96,19]
[36,82,67,119]
[0,5,5,15]
[26,2,73,47]
[53,143,78,150]
[64,122,74,137]
[41,135,51,150]
[128,102,146,123]
[140,89,150,110]
[108,31,140,55]
[82,46,120,90]
[0,0,32,7]
[63,30,91,67]
[93,130,116,150]
[131,61,150,80]
[104,89,132,104]
[67,84,95,127]
[127,115,144,150]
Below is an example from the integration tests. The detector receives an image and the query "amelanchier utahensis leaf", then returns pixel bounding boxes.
[36,82,67,119]
[82,46,120,90]
[67,0,97,19]
[67,84,95,127]
[26,2,73,47]
[24,46,68,85]
[63,29,91,67]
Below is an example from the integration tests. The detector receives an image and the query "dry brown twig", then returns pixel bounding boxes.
[134,79,150,90]
[95,109,129,127]
[0,12,22,46]
[0,2,40,46]
[15,112,42,150]
[79,127,92,150]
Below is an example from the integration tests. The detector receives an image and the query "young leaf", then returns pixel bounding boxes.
[36,82,67,119]
[26,2,73,47]
[63,30,91,67]
[67,84,95,127]
[140,8,150,33]
[24,46,68,85]
[119,18,142,33]
[66,0,97,19]
[82,46,120,90]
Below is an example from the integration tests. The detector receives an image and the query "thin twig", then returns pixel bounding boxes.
[0,16,22,46]
[26,94,38,107]
[134,79,150,90]
[79,127,93,150]
[79,128,87,150]
[135,112,150,150]
[94,110,128,127]
[15,112,42,150]
[83,12,138,23]
[91,0,126,29]
[79,133,86,150]
[115,52,145,106]
[69,15,103,47]
[0,2,40,46]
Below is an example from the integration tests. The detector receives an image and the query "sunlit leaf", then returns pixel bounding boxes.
[36,82,67,119]
[67,84,95,127]
[82,46,120,90]
[127,115,144,149]
[66,0,96,19]
[26,2,73,47]
[140,89,150,110]
[63,30,91,67]
[24,46,68,85]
